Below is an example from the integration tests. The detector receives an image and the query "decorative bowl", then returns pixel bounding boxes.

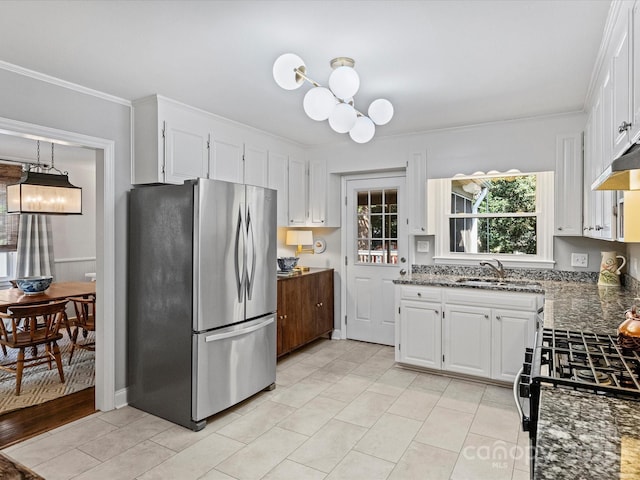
[15,276,53,295]
[277,257,299,272]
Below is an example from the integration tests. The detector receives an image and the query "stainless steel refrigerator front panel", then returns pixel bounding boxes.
[194,179,246,332]
[193,314,276,421]
[245,185,277,320]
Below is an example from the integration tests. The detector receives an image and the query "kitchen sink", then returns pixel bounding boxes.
[455,277,542,288]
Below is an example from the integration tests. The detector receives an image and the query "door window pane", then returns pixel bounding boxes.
[355,188,398,264]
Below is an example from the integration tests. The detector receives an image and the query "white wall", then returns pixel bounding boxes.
[305,112,608,273]
[0,67,130,391]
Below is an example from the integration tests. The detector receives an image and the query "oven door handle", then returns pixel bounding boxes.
[513,366,529,430]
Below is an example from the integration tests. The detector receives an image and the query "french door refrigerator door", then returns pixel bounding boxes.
[245,184,277,321]
[193,314,276,421]
[194,179,246,332]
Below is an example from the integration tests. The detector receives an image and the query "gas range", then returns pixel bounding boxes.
[532,328,640,397]
[515,327,640,477]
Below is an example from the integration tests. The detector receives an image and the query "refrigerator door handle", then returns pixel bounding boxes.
[234,205,246,302]
[204,317,274,342]
[245,205,257,300]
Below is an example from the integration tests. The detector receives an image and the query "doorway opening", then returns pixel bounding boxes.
[0,116,116,420]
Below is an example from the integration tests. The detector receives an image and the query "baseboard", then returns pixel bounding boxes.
[331,329,343,340]
[114,387,128,409]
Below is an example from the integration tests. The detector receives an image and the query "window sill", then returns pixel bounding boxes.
[433,256,556,269]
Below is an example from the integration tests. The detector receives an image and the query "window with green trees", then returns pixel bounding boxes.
[449,174,537,255]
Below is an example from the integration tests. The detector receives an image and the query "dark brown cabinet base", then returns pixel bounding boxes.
[277,268,334,357]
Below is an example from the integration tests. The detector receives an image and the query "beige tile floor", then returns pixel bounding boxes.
[2,338,531,480]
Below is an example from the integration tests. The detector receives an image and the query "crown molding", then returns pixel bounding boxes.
[0,60,131,107]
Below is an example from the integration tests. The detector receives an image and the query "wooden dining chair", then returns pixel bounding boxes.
[0,300,67,395]
[66,295,96,365]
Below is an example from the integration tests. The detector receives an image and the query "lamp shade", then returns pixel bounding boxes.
[286,230,313,246]
[328,103,357,133]
[273,53,306,90]
[7,171,82,215]
[303,87,337,121]
[349,116,375,144]
[368,98,394,126]
[329,66,360,100]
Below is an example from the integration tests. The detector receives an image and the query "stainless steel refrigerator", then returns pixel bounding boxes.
[127,178,277,431]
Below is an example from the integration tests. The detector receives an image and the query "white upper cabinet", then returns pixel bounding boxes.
[267,151,289,226]
[308,158,327,226]
[210,133,243,184]
[243,144,268,188]
[631,1,640,143]
[132,95,212,185]
[554,133,583,236]
[406,152,428,235]
[287,156,308,226]
[612,6,632,160]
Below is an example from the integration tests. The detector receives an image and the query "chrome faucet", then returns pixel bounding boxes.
[479,259,505,280]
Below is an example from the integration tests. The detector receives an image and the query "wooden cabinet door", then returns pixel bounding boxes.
[308,159,326,226]
[268,151,289,226]
[244,144,268,188]
[612,7,632,159]
[406,152,428,235]
[313,270,334,337]
[276,278,301,356]
[297,274,316,345]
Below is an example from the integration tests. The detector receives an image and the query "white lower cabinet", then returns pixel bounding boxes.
[398,300,442,369]
[491,309,536,382]
[396,285,541,383]
[443,304,492,378]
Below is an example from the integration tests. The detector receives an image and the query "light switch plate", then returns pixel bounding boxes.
[417,240,429,253]
[571,253,588,268]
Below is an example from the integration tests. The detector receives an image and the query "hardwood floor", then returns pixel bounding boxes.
[0,387,95,449]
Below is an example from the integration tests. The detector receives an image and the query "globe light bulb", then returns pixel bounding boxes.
[349,116,375,144]
[328,103,357,133]
[368,98,394,125]
[303,87,337,121]
[329,66,360,100]
[273,53,306,90]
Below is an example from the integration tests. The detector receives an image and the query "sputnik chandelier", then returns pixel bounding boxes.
[273,53,394,144]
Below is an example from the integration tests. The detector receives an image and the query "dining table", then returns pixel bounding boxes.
[0,281,96,312]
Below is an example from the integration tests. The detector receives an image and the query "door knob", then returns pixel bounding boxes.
[400,257,406,263]
[400,269,407,275]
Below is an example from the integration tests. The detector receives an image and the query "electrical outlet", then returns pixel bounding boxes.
[571,253,588,268]
[417,240,429,253]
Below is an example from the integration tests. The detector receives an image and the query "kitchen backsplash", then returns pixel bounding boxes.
[411,264,599,283]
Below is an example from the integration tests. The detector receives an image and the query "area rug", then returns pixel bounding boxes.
[0,452,43,479]
[0,333,94,414]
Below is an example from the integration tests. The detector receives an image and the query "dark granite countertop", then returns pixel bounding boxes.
[396,266,640,479]
[534,388,640,480]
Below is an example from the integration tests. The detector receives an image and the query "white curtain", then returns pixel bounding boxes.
[15,214,56,278]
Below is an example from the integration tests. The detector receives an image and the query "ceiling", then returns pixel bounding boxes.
[0,0,611,147]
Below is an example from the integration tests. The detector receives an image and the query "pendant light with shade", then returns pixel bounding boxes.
[273,54,394,144]
[7,141,82,215]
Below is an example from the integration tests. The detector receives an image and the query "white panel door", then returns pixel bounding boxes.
[398,300,441,369]
[491,309,535,382]
[443,304,491,377]
[345,175,407,345]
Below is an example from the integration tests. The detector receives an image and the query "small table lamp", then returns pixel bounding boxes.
[286,230,314,255]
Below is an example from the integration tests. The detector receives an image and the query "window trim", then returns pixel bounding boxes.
[429,171,555,269]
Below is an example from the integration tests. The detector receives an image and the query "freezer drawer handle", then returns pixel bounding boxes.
[205,317,274,343]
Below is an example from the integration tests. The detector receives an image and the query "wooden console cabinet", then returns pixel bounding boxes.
[277,268,334,357]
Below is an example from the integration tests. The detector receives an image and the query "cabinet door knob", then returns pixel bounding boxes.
[496,315,501,320]
[618,121,632,134]
[557,227,563,231]
[421,227,425,231]
[284,315,287,319]
[417,292,422,297]
[400,269,407,275]
[484,314,489,319]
